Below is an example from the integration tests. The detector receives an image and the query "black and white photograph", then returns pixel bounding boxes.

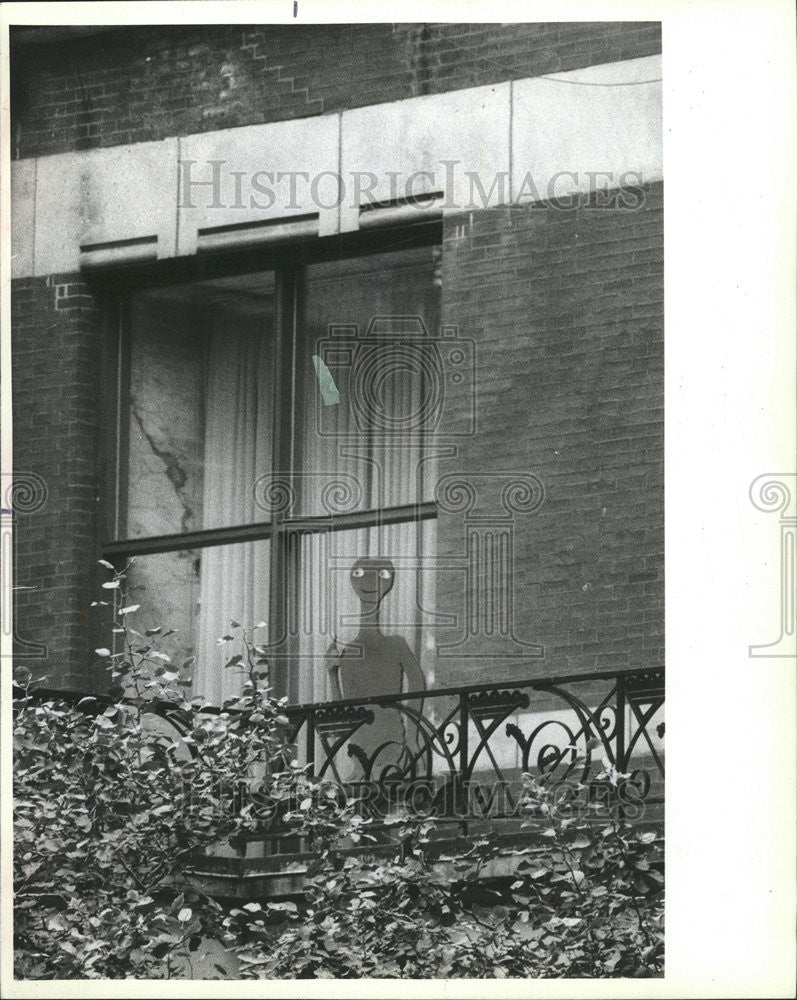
[0,1,793,995]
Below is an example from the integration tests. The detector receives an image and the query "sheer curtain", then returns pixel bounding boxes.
[295,249,440,706]
[194,307,273,706]
[187,250,439,708]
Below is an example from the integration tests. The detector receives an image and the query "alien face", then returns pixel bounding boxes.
[349,557,395,606]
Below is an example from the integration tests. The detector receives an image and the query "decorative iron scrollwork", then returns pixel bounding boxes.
[626,669,665,698]
[315,705,374,740]
[469,689,530,721]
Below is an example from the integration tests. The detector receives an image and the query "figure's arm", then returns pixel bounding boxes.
[401,645,426,698]
[399,642,426,747]
[324,639,344,701]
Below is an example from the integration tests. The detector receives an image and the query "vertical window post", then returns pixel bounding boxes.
[269,267,301,698]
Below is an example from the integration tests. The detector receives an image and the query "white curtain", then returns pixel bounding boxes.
[191,248,439,709]
[295,249,440,706]
[194,310,272,706]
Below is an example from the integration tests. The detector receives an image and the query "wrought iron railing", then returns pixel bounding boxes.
[281,667,664,834]
[13,665,664,862]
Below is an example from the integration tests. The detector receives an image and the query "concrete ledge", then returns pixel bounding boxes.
[31,138,179,276]
[11,56,662,279]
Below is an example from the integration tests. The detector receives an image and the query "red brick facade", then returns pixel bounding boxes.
[436,185,663,684]
[12,22,661,158]
[11,276,107,688]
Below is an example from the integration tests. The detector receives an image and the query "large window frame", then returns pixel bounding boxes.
[96,219,442,701]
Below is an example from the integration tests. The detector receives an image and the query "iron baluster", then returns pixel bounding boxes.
[305,707,316,777]
[616,674,627,772]
[459,691,469,837]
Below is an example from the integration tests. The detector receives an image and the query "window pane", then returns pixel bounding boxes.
[293,518,437,705]
[297,247,441,516]
[124,539,270,706]
[124,272,275,537]
[123,550,201,669]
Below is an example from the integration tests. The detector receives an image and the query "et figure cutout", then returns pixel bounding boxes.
[325,557,426,775]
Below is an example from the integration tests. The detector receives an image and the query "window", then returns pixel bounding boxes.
[106,235,442,706]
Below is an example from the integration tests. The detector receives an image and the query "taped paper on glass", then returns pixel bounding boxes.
[312,355,340,406]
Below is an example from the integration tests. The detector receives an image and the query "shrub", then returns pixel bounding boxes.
[224,768,663,979]
[14,561,663,979]
[13,561,296,979]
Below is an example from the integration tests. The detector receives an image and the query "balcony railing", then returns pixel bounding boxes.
[14,666,664,880]
[281,666,664,831]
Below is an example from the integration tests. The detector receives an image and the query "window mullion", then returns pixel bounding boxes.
[268,267,301,697]
[113,297,132,543]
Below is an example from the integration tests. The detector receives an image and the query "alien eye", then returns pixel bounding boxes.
[352,567,365,578]
[378,569,392,580]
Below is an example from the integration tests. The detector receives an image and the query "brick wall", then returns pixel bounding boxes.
[11,22,661,159]
[435,182,664,686]
[11,276,107,689]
